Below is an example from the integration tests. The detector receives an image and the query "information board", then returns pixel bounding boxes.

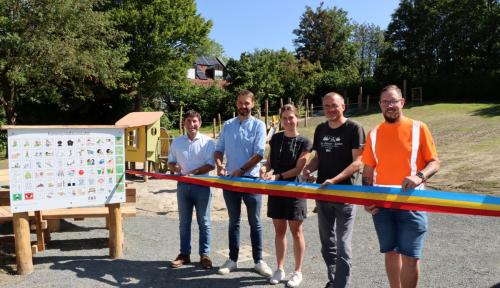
[7,128,126,212]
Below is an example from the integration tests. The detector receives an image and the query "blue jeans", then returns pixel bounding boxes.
[372,208,428,258]
[223,189,263,263]
[177,182,212,256]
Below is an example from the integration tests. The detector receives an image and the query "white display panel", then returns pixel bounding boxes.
[7,128,126,212]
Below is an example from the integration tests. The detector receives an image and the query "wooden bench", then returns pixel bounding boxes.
[0,184,137,274]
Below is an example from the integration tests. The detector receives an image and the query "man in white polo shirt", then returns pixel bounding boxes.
[168,110,216,270]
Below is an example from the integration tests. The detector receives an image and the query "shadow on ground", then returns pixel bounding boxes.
[58,219,108,233]
[152,188,177,194]
[35,256,268,287]
[0,241,16,275]
[471,104,500,117]
[46,238,109,251]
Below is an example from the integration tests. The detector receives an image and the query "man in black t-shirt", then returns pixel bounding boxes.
[303,92,365,288]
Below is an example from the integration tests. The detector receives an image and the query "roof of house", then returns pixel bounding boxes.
[195,56,228,68]
[195,56,221,66]
[115,112,164,127]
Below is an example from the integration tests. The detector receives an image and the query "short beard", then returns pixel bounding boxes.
[383,109,401,123]
[383,113,399,123]
[238,109,250,117]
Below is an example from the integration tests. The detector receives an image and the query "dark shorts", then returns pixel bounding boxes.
[267,195,307,221]
[372,208,428,258]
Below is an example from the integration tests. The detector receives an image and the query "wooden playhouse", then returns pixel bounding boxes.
[115,112,163,179]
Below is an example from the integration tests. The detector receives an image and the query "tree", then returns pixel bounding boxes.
[281,59,322,107]
[225,49,295,109]
[0,0,129,124]
[377,0,500,99]
[194,38,227,62]
[351,23,387,83]
[110,0,212,111]
[315,66,361,103]
[293,2,358,71]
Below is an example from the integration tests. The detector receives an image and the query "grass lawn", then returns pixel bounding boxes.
[298,103,500,196]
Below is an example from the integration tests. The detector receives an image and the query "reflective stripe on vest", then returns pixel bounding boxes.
[370,125,380,183]
[370,120,422,189]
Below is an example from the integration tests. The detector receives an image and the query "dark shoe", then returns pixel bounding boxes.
[324,281,333,288]
[170,254,190,268]
[313,206,318,213]
[200,255,213,269]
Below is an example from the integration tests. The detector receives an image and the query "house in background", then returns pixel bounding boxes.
[187,56,229,87]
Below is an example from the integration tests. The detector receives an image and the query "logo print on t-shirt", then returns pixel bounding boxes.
[321,135,343,152]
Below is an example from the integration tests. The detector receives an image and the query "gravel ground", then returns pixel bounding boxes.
[1,205,499,288]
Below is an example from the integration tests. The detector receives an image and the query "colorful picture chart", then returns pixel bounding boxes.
[7,128,126,213]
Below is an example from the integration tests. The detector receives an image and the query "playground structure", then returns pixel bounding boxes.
[116,112,164,180]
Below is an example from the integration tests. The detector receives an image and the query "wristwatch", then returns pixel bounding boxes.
[416,171,426,182]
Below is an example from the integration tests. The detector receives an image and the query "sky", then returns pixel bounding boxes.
[196,0,400,59]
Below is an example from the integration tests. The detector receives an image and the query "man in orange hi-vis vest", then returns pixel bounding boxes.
[362,85,440,288]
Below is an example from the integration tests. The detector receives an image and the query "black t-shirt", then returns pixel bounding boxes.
[312,119,365,184]
[269,132,312,181]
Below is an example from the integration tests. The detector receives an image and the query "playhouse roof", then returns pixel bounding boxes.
[115,112,164,127]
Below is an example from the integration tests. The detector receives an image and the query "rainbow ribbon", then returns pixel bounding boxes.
[127,170,500,217]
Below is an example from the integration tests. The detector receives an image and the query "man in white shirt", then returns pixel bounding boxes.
[168,110,216,270]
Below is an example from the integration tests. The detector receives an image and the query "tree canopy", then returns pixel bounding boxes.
[110,0,212,111]
[377,0,499,99]
[0,0,129,124]
[293,3,357,71]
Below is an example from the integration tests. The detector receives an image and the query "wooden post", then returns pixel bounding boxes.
[13,212,33,275]
[403,80,407,99]
[310,104,313,117]
[47,219,61,232]
[265,99,269,130]
[212,118,217,138]
[34,211,45,252]
[257,108,261,119]
[232,112,235,118]
[358,87,363,109]
[280,98,284,108]
[366,95,370,111]
[288,97,291,104]
[143,161,148,182]
[305,99,309,127]
[346,97,350,107]
[179,106,183,135]
[217,114,222,134]
[107,203,123,259]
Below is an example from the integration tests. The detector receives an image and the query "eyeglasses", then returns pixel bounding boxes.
[379,99,402,106]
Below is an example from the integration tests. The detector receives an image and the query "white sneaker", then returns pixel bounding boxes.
[254,260,273,277]
[287,271,303,287]
[269,268,285,284]
[217,259,237,275]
